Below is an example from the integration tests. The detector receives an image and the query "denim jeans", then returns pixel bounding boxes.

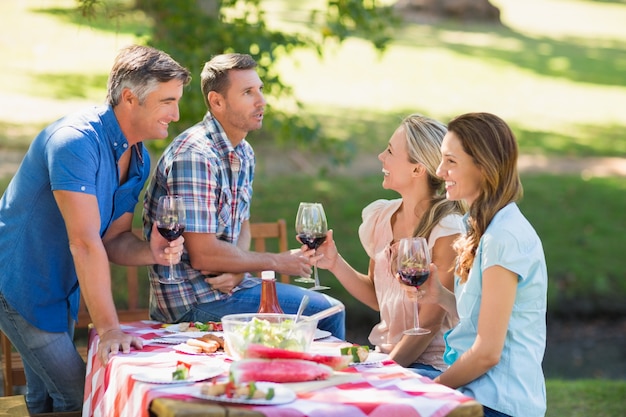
[408,362,443,380]
[0,293,85,413]
[179,282,346,340]
[483,406,512,417]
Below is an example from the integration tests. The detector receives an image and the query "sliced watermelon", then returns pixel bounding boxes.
[244,344,352,370]
[230,358,334,383]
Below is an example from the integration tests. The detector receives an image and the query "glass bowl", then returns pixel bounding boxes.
[221,313,318,360]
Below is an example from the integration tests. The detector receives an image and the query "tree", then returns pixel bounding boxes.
[78,0,398,162]
[394,0,500,22]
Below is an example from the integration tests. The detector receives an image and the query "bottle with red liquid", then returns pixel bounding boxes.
[257,271,284,314]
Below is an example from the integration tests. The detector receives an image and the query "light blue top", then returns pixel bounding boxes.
[0,105,150,332]
[444,203,547,417]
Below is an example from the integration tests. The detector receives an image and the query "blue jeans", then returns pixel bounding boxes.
[0,293,85,413]
[179,282,346,340]
[408,362,443,380]
[483,406,512,417]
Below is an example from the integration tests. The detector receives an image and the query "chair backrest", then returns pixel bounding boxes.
[249,219,290,283]
[1,331,26,395]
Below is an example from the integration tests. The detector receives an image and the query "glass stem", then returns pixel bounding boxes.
[313,262,320,287]
[413,300,420,330]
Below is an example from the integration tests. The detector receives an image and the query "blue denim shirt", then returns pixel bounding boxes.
[444,203,548,417]
[0,105,150,332]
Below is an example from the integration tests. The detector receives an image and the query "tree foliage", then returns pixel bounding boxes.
[78,0,397,161]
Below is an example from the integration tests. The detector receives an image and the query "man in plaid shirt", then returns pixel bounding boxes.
[143,53,345,339]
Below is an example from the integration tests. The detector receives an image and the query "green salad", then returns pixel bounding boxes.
[236,317,307,351]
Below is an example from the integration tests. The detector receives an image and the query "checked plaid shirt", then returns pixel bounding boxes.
[143,112,259,323]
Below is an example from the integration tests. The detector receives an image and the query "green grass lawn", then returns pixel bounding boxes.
[546,379,626,417]
[0,1,625,415]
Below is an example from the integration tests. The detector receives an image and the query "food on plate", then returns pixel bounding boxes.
[230,358,333,383]
[172,361,191,380]
[201,380,275,400]
[162,321,223,332]
[194,321,223,332]
[244,344,351,370]
[163,322,190,332]
[340,345,370,363]
[185,334,225,353]
[201,333,225,348]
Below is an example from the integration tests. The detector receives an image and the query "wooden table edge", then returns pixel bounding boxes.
[150,397,265,417]
[150,397,483,417]
[446,400,484,417]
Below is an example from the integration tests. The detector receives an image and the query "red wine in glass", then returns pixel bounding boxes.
[157,224,185,241]
[399,269,429,288]
[297,233,327,250]
[397,237,431,335]
[294,202,330,290]
[155,195,186,284]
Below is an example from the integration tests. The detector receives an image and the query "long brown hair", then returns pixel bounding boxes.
[449,113,523,282]
[402,114,467,240]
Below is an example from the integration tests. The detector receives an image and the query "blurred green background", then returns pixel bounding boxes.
[0,1,625,413]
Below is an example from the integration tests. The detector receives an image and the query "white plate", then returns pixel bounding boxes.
[162,323,192,333]
[133,365,224,384]
[351,352,389,365]
[171,343,224,356]
[163,323,223,333]
[314,329,331,340]
[150,337,188,345]
[153,332,224,344]
[190,382,296,405]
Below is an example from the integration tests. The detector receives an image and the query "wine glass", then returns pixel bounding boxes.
[397,236,431,335]
[155,195,186,284]
[294,202,330,291]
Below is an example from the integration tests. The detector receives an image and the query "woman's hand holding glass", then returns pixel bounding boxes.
[396,237,431,335]
[310,230,339,271]
[398,262,442,305]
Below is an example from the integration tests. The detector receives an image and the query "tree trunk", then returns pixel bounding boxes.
[395,0,501,22]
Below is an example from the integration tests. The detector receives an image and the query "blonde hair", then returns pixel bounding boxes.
[402,114,467,240]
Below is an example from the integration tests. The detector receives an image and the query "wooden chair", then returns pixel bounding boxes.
[249,219,290,284]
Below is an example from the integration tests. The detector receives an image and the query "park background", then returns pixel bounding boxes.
[0,0,624,415]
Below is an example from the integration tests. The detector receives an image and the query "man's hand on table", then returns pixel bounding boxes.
[97,328,144,365]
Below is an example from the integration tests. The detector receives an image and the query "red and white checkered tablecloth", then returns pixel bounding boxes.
[82,321,480,417]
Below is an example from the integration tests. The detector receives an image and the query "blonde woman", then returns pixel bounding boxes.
[317,114,466,378]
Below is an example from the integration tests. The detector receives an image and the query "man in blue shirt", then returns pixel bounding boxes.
[0,45,190,413]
